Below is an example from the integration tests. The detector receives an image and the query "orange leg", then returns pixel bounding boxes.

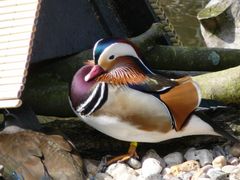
[107,142,139,165]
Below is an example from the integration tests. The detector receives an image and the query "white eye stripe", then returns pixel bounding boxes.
[99,43,138,62]
[99,42,155,74]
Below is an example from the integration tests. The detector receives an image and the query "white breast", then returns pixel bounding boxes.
[79,86,220,142]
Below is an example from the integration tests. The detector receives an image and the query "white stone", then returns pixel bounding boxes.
[127,158,141,169]
[184,148,213,167]
[192,165,212,180]
[227,157,239,165]
[162,173,181,180]
[207,168,229,180]
[141,158,163,178]
[95,173,113,180]
[138,174,163,180]
[229,169,240,180]
[197,149,213,166]
[212,156,227,168]
[142,149,166,168]
[164,152,183,167]
[201,165,213,173]
[106,163,139,180]
[135,168,142,175]
[222,165,239,173]
[177,171,193,180]
[161,167,171,176]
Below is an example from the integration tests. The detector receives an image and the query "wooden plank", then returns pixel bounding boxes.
[0,3,37,15]
[0,25,33,36]
[0,76,25,85]
[0,10,36,22]
[0,69,26,78]
[0,61,27,70]
[0,33,30,43]
[0,39,29,50]
[0,17,35,29]
[0,0,36,8]
[0,46,29,56]
[0,99,22,108]
[0,55,28,63]
[0,90,21,100]
[0,0,38,108]
[0,84,23,92]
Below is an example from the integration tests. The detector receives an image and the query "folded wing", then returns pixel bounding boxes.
[160,79,201,131]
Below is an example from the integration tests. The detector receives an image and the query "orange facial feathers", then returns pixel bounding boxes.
[96,56,147,85]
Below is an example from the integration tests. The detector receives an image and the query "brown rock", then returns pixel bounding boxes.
[170,160,200,176]
[230,143,240,157]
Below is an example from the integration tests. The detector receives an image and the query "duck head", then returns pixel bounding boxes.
[84,38,154,85]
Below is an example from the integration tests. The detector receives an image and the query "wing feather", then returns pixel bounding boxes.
[160,80,201,131]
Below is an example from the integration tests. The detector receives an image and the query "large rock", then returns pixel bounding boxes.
[198,0,240,48]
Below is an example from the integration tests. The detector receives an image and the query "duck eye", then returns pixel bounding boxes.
[109,55,115,60]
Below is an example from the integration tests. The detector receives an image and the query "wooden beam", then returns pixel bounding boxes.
[0,99,22,108]
[0,0,39,108]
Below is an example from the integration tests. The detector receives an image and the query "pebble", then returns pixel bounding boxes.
[127,158,141,169]
[83,159,99,178]
[177,171,193,180]
[162,174,181,180]
[228,157,239,165]
[230,143,240,157]
[95,173,113,180]
[86,143,240,180]
[161,167,171,176]
[222,165,239,173]
[106,163,138,179]
[184,148,213,166]
[212,156,227,168]
[139,174,162,180]
[191,165,213,180]
[184,148,196,159]
[201,164,214,173]
[229,169,240,180]
[170,160,200,176]
[206,168,229,180]
[163,152,183,167]
[142,149,166,168]
[141,158,163,178]
[192,173,210,180]
[0,165,3,178]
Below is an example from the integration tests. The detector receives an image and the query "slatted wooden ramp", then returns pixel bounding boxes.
[0,0,39,108]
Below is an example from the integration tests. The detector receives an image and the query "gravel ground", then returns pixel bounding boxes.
[84,143,240,180]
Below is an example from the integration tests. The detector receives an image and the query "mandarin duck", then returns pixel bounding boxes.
[69,38,238,164]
